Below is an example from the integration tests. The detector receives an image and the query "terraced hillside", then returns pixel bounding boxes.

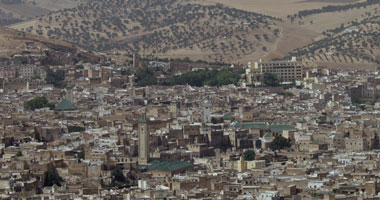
[12,0,283,62]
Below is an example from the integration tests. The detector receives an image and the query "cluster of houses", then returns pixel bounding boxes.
[0,60,380,199]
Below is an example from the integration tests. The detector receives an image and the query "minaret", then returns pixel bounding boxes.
[133,52,140,68]
[203,100,211,124]
[138,113,149,165]
[66,88,73,103]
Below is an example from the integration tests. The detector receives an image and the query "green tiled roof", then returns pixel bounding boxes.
[55,99,77,111]
[233,122,296,132]
[142,160,192,172]
[263,132,272,138]
[223,114,232,120]
[270,124,296,133]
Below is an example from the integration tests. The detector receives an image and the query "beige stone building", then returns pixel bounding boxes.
[245,57,303,84]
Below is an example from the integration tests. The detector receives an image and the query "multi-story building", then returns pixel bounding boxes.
[0,65,36,79]
[0,66,16,79]
[246,57,303,84]
[17,65,36,78]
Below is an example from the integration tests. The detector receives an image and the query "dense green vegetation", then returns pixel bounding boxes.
[111,166,129,188]
[242,149,255,161]
[45,67,66,88]
[77,150,85,160]
[44,169,63,187]
[270,136,291,151]
[135,67,158,86]
[169,69,242,87]
[142,56,231,67]
[262,73,280,87]
[25,96,55,111]
[136,67,243,87]
[16,151,23,157]
[351,96,364,105]
[68,126,85,133]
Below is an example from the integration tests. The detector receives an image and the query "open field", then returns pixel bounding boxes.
[25,0,88,11]
[0,0,87,23]
[0,1,49,20]
[198,0,358,18]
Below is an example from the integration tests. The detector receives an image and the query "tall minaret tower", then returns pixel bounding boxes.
[203,100,211,124]
[138,113,149,165]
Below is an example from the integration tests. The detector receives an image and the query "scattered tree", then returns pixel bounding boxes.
[243,149,255,161]
[110,166,129,188]
[16,151,23,157]
[44,169,63,187]
[270,136,291,151]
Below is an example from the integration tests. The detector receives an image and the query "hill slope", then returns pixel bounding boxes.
[287,7,380,66]
[11,0,283,62]
[0,26,101,65]
[0,0,86,26]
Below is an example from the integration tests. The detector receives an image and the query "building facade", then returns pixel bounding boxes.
[246,57,303,84]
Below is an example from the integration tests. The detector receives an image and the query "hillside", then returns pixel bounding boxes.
[0,26,102,65]
[0,0,86,26]
[11,0,283,63]
[6,0,379,65]
[286,6,379,67]
[200,0,360,18]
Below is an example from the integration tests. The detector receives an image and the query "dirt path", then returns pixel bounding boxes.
[263,22,319,60]
[262,27,283,59]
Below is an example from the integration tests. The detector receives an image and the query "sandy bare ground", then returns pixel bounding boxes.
[198,0,353,18]
[262,22,320,60]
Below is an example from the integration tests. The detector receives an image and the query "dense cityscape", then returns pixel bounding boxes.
[0,0,379,199]
[0,54,379,199]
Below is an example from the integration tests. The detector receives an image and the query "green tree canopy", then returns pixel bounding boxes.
[46,67,66,88]
[77,150,85,160]
[44,169,63,187]
[165,68,242,87]
[270,136,291,151]
[135,66,157,86]
[110,167,129,188]
[112,168,126,183]
[68,126,85,133]
[262,73,280,87]
[16,150,23,157]
[242,149,255,161]
[135,67,242,87]
[25,96,55,110]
